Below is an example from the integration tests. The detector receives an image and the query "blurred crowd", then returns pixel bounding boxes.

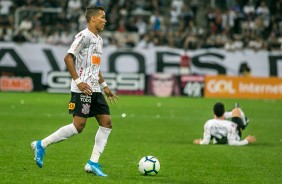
[0,0,281,51]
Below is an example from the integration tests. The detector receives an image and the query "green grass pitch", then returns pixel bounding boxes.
[0,92,281,184]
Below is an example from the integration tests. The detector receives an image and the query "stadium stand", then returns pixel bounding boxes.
[0,0,281,50]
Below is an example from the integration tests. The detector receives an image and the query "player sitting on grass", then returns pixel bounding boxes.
[193,102,256,146]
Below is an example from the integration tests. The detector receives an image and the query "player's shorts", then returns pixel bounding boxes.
[231,117,245,137]
[213,117,246,144]
[212,136,228,144]
[68,92,110,118]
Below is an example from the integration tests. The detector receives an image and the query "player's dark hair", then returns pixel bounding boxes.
[213,102,225,117]
[85,5,105,23]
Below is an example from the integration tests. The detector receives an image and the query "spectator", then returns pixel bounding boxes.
[169,6,181,31]
[0,0,280,51]
[19,16,33,31]
[239,62,251,76]
[0,0,13,16]
[149,10,164,32]
[135,17,147,35]
[12,30,27,43]
[243,1,255,17]
[256,1,270,28]
[59,30,73,45]
[46,31,60,45]
[0,0,14,28]
[67,0,82,19]
[0,28,13,41]
[248,35,264,50]
[171,0,184,15]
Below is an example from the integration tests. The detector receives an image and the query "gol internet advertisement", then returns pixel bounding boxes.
[204,75,282,99]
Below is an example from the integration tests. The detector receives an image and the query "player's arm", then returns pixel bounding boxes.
[64,54,92,95]
[98,71,119,103]
[224,111,232,119]
[194,123,211,145]
[227,131,256,146]
[199,132,211,145]
[65,33,92,95]
[64,53,79,81]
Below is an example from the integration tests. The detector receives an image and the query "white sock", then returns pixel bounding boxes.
[90,126,112,163]
[41,123,78,149]
[224,111,232,119]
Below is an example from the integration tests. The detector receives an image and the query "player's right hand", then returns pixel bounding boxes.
[77,83,92,95]
[193,139,202,144]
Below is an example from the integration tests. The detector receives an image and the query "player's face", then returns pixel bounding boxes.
[94,10,107,32]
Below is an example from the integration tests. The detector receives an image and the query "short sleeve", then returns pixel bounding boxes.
[200,121,212,144]
[67,32,87,56]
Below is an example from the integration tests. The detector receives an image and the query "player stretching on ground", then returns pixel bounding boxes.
[194,102,256,146]
[31,5,118,176]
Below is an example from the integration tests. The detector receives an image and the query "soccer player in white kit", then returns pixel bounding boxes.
[31,5,118,176]
[194,102,256,146]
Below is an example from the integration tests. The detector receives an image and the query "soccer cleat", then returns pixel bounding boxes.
[31,140,45,168]
[246,117,249,123]
[244,116,249,127]
[234,102,240,108]
[84,160,107,176]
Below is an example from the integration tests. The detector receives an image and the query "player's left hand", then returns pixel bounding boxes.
[193,139,202,144]
[245,135,256,143]
[103,86,119,104]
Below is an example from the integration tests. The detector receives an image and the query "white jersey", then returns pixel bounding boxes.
[67,28,103,93]
[200,119,248,146]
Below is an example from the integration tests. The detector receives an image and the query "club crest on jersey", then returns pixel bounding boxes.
[82,104,90,115]
[68,102,75,110]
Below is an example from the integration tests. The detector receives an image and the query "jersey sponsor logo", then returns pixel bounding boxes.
[91,55,101,65]
[81,103,90,115]
[68,102,75,110]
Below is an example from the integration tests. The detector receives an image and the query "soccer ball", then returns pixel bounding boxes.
[138,156,160,176]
